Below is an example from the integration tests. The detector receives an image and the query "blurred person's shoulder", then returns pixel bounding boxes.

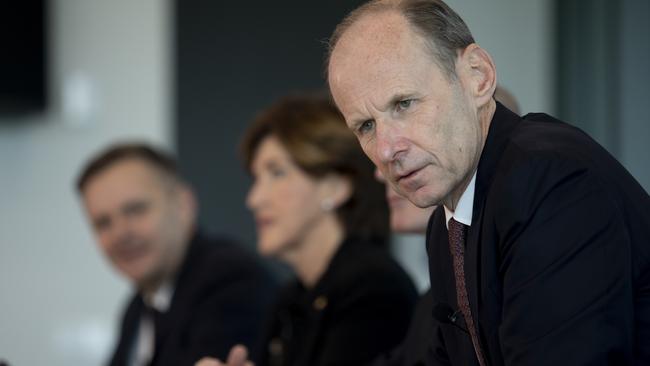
[179,230,276,292]
[327,237,418,300]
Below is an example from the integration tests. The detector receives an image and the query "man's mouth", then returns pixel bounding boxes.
[396,166,423,183]
[115,242,149,262]
[394,165,427,192]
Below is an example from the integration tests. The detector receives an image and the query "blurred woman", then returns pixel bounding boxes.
[242,94,417,366]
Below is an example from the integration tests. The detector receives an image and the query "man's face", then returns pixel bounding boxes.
[329,12,484,209]
[82,158,192,290]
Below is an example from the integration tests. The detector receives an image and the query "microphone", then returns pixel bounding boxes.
[432,302,468,334]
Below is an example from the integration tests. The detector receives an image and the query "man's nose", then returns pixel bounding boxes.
[110,215,132,241]
[375,122,406,165]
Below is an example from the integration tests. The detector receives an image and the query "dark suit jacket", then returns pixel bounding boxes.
[108,232,277,366]
[426,103,650,365]
[258,237,418,366]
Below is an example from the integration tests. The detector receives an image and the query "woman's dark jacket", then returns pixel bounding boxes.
[257,237,418,366]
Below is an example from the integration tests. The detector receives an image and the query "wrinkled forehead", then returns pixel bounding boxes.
[329,12,433,89]
[328,15,438,122]
[331,12,407,76]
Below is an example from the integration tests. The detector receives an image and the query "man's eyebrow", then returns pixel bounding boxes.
[123,200,148,211]
[93,214,110,229]
[343,106,371,130]
[346,91,417,130]
[349,116,371,131]
[382,92,415,111]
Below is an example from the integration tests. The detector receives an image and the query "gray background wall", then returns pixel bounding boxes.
[618,0,649,190]
[0,0,647,365]
[0,0,171,364]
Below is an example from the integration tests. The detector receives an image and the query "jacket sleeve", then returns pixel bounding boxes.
[494,156,634,365]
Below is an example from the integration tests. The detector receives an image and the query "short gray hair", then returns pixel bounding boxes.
[327,0,475,80]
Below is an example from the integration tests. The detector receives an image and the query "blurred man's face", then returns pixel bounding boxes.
[329,12,484,209]
[82,158,193,291]
[375,168,434,234]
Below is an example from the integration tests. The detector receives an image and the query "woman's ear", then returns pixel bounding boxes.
[456,43,497,108]
[318,174,353,211]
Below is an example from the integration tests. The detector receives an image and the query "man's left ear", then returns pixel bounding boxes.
[458,44,497,108]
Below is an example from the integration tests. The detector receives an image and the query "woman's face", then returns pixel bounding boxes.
[246,136,331,259]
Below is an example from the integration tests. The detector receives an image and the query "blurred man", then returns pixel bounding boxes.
[328,0,650,365]
[77,143,275,366]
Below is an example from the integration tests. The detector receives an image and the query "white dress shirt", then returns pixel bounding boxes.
[130,282,175,366]
[444,171,477,229]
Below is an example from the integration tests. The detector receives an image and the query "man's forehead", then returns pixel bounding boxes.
[331,11,408,68]
[329,12,434,89]
[330,26,435,115]
[91,158,155,184]
[84,158,170,201]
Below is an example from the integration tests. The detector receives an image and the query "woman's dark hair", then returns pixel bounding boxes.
[241,94,389,243]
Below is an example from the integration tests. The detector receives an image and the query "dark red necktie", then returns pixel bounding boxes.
[448,218,486,366]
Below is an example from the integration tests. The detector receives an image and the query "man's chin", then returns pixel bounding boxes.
[125,271,150,287]
[120,264,156,288]
[405,192,439,209]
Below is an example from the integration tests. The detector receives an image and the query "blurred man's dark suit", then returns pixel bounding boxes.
[426,103,650,365]
[108,232,276,366]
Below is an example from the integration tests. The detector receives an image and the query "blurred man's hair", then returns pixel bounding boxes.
[76,142,181,193]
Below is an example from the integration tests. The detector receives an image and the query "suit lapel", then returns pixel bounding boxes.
[153,307,173,357]
[150,233,204,362]
[465,102,522,365]
[109,296,144,366]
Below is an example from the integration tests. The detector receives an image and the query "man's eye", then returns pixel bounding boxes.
[358,120,375,135]
[124,201,149,217]
[396,99,412,111]
[94,217,111,232]
[269,167,286,178]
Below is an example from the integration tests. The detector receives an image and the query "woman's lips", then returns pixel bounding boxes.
[255,217,273,230]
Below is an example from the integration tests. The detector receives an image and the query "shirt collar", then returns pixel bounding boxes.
[444,171,477,229]
[143,281,174,313]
